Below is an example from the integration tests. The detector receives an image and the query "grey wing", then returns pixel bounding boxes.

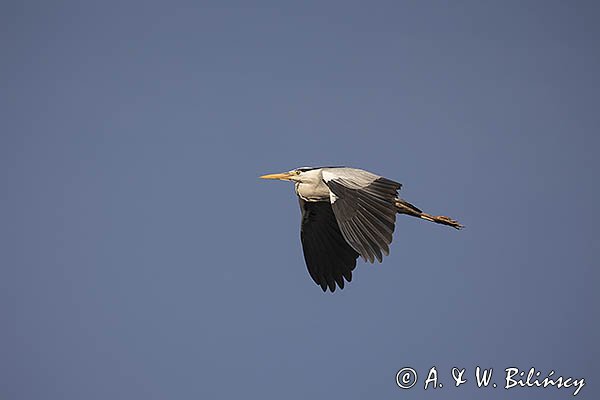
[322,168,401,263]
[299,199,359,292]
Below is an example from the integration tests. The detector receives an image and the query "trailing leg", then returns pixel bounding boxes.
[395,198,463,230]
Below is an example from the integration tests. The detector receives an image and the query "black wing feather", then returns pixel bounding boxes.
[299,199,359,292]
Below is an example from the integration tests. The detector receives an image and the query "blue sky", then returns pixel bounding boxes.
[2,1,599,399]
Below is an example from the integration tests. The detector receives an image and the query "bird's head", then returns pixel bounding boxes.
[259,167,318,183]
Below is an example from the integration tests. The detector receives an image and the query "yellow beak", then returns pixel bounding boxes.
[259,172,294,181]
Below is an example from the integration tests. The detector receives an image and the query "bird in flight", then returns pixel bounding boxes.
[260,166,462,292]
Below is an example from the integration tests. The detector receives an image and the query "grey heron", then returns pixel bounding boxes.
[260,166,462,292]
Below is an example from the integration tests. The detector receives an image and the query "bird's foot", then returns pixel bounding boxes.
[433,215,464,230]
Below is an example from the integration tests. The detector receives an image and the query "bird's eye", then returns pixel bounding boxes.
[294,170,301,175]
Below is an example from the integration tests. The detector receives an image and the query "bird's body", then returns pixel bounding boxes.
[261,166,462,292]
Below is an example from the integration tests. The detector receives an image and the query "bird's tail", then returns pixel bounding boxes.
[394,198,463,230]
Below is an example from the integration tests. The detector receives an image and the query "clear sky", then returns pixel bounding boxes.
[2,1,599,399]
